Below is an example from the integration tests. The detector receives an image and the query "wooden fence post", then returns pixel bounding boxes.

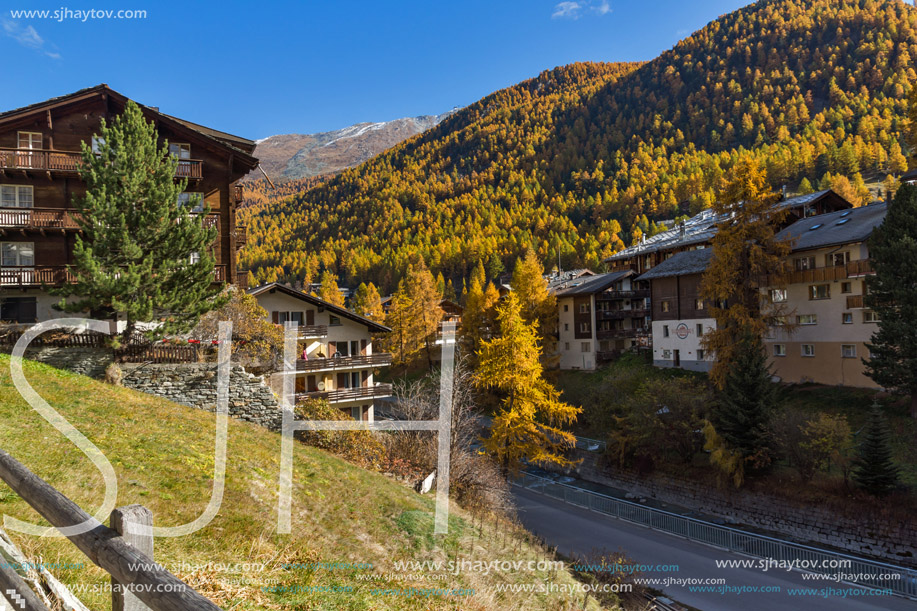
[111,506,154,611]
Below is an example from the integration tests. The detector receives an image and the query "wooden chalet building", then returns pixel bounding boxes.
[0,84,258,324]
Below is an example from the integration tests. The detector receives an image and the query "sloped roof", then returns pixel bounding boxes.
[776,202,888,253]
[606,190,851,263]
[554,270,632,296]
[636,248,713,281]
[248,283,391,333]
[0,84,258,167]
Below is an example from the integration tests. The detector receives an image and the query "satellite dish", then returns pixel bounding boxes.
[317,381,326,391]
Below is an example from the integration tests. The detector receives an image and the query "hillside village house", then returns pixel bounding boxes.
[0,84,256,324]
[249,283,392,421]
[553,271,650,370]
[636,249,716,372]
[760,203,886,388]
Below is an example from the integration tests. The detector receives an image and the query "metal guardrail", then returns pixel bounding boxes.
[573,436,607,452]
[514,472,917,599]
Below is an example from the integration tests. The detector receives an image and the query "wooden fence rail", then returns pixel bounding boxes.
[0,449,222,611]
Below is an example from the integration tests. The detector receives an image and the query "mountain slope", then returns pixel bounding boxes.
[249,112,454,182]
[0,354,601,610]
[242,0,917,293]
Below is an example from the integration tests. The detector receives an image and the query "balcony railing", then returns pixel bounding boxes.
[295,383,394,404]
[0,207,81,230]
[596,327,650,340]
[296,325,327,339]
[596,308,650,321]
[235,225,247,246]
[0,266,76,287]
[760,259,874,287]
[2,264,231,286]
[296,353,392,373]
[0,148,202,179]
[597,289,650,300]
[846,294,865,309]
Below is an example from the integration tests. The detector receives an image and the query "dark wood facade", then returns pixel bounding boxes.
[0,85,258,322]
[650,274,707,321]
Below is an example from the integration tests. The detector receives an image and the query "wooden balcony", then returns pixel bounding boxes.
[596,307,650,321]
[596,327,650,340]
[234,272,249,291]
[0,266,76,287]
[2,264,231,287]
[296,353,392,373]
[296,325,327,339]
[0,148,202,180]
[235,225,247,247]
[760,259,874,287]
[295,383,394,404]
[846,294,865,309]
[0,207,81,231]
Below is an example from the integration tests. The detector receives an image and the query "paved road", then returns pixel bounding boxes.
[513,486,915,611]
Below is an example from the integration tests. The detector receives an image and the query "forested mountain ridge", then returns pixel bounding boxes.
[241,0,917,293]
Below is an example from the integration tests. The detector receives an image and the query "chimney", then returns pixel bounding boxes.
[679,221,686,241]
[781,185,787,201]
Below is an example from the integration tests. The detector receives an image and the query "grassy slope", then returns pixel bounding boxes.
[0,354,606,611]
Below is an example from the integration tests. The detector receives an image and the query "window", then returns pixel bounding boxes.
[17,132,41,150]
[842,344,857,358]
[564,323,569,331]
[178,192,205,213]
[169,143,191,159]
[579,303,590,313]
[842,312,853,324]
[329,315,341,326]
[91,136,106,154]
[797,314,817,325]
[581,342,591,353]
[770,315,787,326]
[189,251,200,264]
[801,344,815,357]
[695,298,704,310]
[662,325,670,338]
[769,289,787,303]
[773,344,786,357]
[863,310,880,324]
[0,185,33,208]
[564,342,570,351]
[337,342,349,357]
[794,256,816,271]
[563,304,568,312]
[579,322,590,333]
[808,284,830,300]
[0,242,34,266]
[661,300,671,313]
[697,349,706,360]
[661,349,672,359]
[826,252,850,267]
[696,323,704,337]
[0,297,37,323]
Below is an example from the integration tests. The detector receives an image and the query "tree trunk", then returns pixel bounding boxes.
[911,391,917,420]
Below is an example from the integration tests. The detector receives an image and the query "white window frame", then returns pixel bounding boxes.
[863,310,880,324]
[808,284,830,300]
[801,344,815,357]
[769,289,787,303]
[1,241,35,266]
[0,185,33,208]
[797,314,818,325]
[841,344,857,358]
[842,312,853,325]
[169,143,192,159]
[773,344,786,357]
[17,132,42,150]
[581,342,590,353]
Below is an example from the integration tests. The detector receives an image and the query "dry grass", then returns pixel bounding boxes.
[0,354,611,610]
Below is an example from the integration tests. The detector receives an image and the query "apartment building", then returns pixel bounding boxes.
[249,283,393,421]
[636,248,716,372]
[0,85,256,324]
[606,190,852,274]
[554,270,650,370]
[761,203,887,388]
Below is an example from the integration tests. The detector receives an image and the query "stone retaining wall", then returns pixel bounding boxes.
[555,449,917,566]
[0,345,112,379]
[120,363,284,431]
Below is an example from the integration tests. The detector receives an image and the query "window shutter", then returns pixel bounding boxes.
[271,311,279,324]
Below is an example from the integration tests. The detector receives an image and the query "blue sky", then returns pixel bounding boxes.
[2,0,749,139]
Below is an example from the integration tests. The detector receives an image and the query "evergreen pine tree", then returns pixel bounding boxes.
[710,330,776,469]
[852,402,900,496]
[864,183,917,417]
[53,100,225,339]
